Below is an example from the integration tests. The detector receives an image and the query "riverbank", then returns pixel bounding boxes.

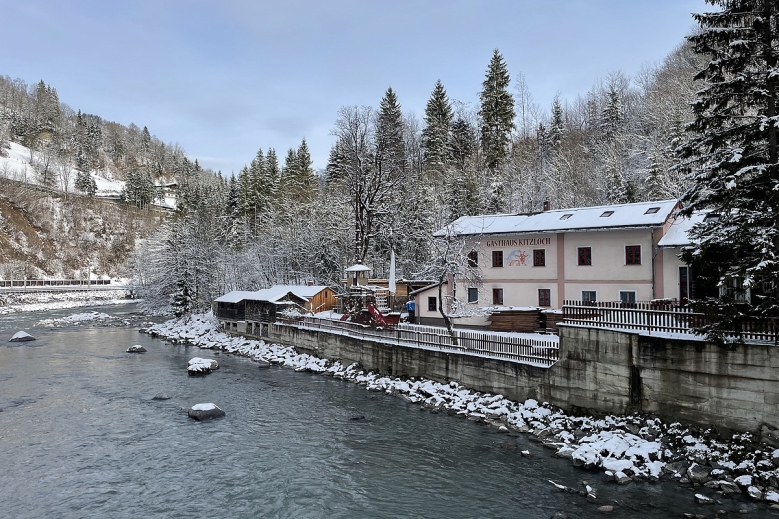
[147,312,779,511]
[0,289,133,315]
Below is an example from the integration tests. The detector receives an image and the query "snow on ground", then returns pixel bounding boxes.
[0,290,132,315]
[147,312,779,504]
[37,311,113,327]
[0,141,176,209]
[0,141,124,197]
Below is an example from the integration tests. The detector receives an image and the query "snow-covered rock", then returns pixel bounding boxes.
[694,493,714,504]
[187,357,218,374]
[9,331,35,342]
[572,445,602,470]
[555,446,575,459]
[187,403,225,421]
[747,485,763,500]
[126,345,147,353]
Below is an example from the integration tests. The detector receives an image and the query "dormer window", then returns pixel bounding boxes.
[600,211,614,217]
[560,214,572,220]
[644,207,660,214]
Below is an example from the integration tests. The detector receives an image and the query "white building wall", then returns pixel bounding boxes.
[661,246,689,302]
[562,229,656,303]
[467,228,660,307]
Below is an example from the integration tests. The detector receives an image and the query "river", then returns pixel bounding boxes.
[0,304,767,518]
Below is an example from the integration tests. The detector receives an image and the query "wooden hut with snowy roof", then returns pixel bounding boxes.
[213,284,337,336]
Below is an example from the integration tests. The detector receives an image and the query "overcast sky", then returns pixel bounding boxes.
[4,0,709,174]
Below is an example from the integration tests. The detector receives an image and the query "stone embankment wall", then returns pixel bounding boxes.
[269,324,552,402]
[552,325,779,444]
[268,323,779,444]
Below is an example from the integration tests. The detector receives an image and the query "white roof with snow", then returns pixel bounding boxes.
[345,264,372,273]
[213,291,259,303]
[214,285,330,304]
[658,211,708,247]
[439,200,679,237]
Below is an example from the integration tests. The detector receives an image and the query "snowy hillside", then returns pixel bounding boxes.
[0,141,176,209]
[0,176,166,279]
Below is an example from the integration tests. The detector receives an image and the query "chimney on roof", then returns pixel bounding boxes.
[542,198,550,212]
[307,280,314,286]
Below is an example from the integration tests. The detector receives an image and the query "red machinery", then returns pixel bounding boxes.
[340,290,401,328]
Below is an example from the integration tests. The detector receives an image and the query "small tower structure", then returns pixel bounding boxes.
[345,263,372,288]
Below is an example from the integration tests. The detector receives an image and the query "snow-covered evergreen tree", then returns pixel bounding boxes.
[75,169,97,197]
[549,96,566,149]
[479,49,515,171]
[294,138,316,203]
[678,0,779,339]
[421,79,453,179]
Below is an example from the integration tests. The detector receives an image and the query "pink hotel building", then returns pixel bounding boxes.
[413,199,703,327]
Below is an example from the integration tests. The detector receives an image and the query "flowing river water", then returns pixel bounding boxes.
[0,304,771,518]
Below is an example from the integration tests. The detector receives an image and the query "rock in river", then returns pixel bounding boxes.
[187,357,219,375]
[9,331,35,342]
[126,345,147,353]
[188,403,226,421]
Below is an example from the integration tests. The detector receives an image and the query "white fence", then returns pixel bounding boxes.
[275,316,559,367]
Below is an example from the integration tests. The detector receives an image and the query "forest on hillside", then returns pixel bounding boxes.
[0,76,219,278]
[130,39,706,315]
[0,76,221,206]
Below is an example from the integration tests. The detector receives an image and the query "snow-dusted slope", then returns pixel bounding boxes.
[0,141,175,209]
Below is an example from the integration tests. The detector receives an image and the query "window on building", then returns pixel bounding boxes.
[577,247,592,266]
[428,296,437,312]
[720,277,750,302]
[538,289,551,307]
[467,287,478,303]
[467,250,478,268]
[619,291,636,304]
[601,210,614,217]
[533,249,546,267]
[679,266,691,305]
[625,245,641,265]
[560,214,572,220]
[582,290,597,303]
[644,207,660,214]
[492,288,504,305]
[492,250,503,267]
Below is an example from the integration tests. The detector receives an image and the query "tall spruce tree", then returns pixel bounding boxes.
[678,0,779,340]
[421,79,453,178]
[375,87,406,180]
[479,49,515,171]
[549,96,566,149]
[294,138,316,202]
[325,141,347,183]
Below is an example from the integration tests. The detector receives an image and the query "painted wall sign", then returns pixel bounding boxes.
[486,237,552,247]
[507,250,528,266]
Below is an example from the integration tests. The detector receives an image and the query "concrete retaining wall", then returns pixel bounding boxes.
[270,324,552,404]
[267,322,779,443]
[553,325,779,444]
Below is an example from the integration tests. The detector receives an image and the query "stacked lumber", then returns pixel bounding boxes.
[487,308,542,333]
[543,310,563,333]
